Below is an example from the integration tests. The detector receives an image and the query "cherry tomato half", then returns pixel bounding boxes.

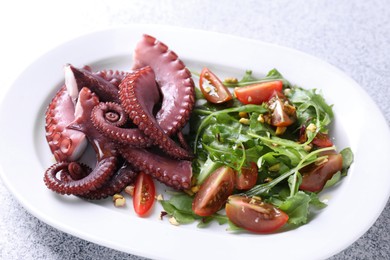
[300,153,343,192]
[192,166,235,217]
[225,195,289,233]
[235,162,258,190]
[133,172,156,216]
[234,80,283,105]
[199,68,233,104]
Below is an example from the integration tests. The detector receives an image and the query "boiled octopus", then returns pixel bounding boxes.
[43,34,195,199]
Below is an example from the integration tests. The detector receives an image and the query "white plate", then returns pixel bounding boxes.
[0,25,389,260]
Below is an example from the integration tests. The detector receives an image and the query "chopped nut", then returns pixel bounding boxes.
[252,196,262,201]
[224,77,238,84]
[247,96,253,103]
[315,157,329,166]
[112,193,123,201]
[124,185,135,196]
[257,114,265,123]
[283,103,296,116]
[239,111,249,118]
[275,126,287,135]
[169,216,180,226]
[306,123,317,133]
[283,88,292,96]
[304,144,313,152]
[239,118,250,125]
[264,177,273,183]
[155,194,164,201]
[112,194,126,207]
[191,185,200,193]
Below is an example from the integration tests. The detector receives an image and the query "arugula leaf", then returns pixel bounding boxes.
[278,191,311,225]
[286,87,334,139]
[340,147,354,174]
[197,214,229,228]
[160,194,200,224]
[197,156,223,185]
[193,104,268,153]
[288,171,302,197]
[308,192,327,209]
[239,70,257,84]
[324,171,341,188]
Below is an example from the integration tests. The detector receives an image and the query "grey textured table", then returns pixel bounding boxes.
[0,0,389,259]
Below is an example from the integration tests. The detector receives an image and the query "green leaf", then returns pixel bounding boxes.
[308,192,327,209]
[197,156,223,185]
[160,194,200,224]
[239,70,256,84]
[324,171,341,188]
[288,171,302,196]
[264,68,291,87]
[279,191,311,225]
[197,214,229,228]
[340,147,354,174]
[168,194,194,212]
[287,87,334,138]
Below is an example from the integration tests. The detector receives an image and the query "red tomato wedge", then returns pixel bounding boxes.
[226,195,289,233]
[192,166,235,217]
[300,153,343,192]
[199,68,233,104]
[235,162,258,190]
[312,132,334,147]
[133,172,156,216]
[234,80,283,105]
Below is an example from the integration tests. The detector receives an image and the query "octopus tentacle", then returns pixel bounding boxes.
[119,66,193,160]
[94,69,129,88]
[64,64,120,103]
[177,131,191,152]
[119,147,192,190]
[44,157,119,195]
[67,87,118,159]
[80,162,138,200]
[67,162,91,180]
[45,85,87,162]
[44,87,121,195]
[91,102,153,147]
[132,34,196,136]
[94,102,128,127]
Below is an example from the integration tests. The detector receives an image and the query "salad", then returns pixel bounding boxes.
[160,67,353,233]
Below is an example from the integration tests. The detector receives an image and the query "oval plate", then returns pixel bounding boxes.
[0,25,389,260]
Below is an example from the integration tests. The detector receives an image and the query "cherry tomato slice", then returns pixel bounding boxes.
[234,80,283,105]
[235,162,258,190]
[192,166,235,217]
[199,68,233,104]
[133,172,156,216]
[299,153,343,192]
[226,195,289,233]
[312,132,334,147]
